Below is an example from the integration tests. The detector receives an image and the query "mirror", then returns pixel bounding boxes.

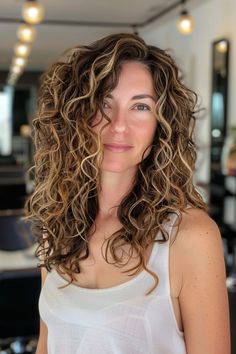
[209,38,230,224]
[210,38,229,164]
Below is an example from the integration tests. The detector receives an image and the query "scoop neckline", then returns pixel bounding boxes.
[52,238,160,294]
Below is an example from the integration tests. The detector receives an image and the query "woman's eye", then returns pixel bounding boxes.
[103,102,111,109]
[134,104,150,111]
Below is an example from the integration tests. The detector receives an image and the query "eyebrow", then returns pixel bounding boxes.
[107,93,156,102]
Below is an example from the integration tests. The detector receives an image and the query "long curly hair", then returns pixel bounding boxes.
[24,32,207,295]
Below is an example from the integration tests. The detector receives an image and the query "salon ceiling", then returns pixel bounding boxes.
[0,0,208,71]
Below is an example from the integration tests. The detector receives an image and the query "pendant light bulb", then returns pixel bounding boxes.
[12,57,27,67]
[14,42,31,58]
[11,65,22,75]
[17,23,36,43]
[177,10,194,34]
[22,0,44,24]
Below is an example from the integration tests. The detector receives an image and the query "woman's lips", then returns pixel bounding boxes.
[103,143,133,152]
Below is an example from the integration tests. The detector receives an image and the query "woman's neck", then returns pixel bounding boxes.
[98,168,136,218]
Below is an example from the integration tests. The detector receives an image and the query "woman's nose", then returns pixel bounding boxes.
[109,109,129,133]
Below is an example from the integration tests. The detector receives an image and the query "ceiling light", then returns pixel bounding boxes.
[17,23,36,43]
[20,124,32,137]
[12,57,27,67]
[177,0,194,35]
[11,65,22,75]
[8,72,19,82]
[177,10,194,34]
[14,42,31,58]
[22,0,44,25]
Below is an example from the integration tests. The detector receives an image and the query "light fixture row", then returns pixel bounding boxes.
[7,0,193,86]
[7,0,44,86]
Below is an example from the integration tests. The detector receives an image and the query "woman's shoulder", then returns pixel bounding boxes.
[177,206,220,238]
[171,206,223,272]
[169,206,225,300]
[170,206,219,242]
[173,206,222,252]
[173,206,224,282]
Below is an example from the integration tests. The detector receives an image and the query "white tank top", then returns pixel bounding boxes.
[39,211,187,354]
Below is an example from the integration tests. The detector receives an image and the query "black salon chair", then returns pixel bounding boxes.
[0,209,35,251]
[0,207,39,353]
[0,268,41,353]
[0,165,27,210]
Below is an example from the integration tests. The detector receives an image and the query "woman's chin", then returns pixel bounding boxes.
[101,162,137,174]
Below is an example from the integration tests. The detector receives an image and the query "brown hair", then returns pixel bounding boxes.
[24,32,207,295]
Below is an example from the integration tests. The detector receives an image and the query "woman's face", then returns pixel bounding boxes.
[92,61,157,174]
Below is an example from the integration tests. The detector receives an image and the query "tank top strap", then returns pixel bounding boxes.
[148,210,181,296]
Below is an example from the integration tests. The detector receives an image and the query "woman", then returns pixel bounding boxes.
[25,33,230,353]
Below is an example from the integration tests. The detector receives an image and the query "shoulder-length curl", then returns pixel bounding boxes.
[24,32,207,295]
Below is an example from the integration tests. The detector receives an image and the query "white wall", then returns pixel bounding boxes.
[140,0,236,184]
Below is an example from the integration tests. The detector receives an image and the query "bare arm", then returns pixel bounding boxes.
[35,266,48,354]
[177,209,231,354]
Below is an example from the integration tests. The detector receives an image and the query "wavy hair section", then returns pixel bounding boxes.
[24,33,207,295]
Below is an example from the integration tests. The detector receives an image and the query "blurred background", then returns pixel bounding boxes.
[0,0,235,353]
